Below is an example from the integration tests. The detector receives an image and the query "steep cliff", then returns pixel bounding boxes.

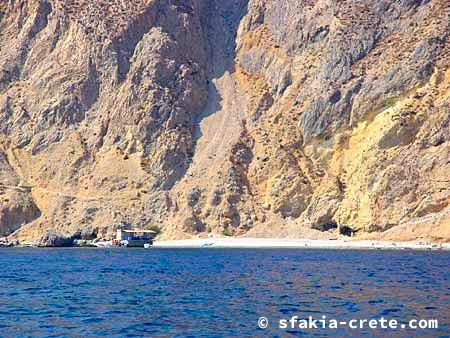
[0,0,449,245]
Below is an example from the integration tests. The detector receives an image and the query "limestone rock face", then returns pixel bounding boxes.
[0,150,41,236]
[0,0,449,244]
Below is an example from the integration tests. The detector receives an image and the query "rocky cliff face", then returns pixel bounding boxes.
[0,0,449,245]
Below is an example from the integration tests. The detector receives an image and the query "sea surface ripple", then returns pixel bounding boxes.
[0,248,448,337]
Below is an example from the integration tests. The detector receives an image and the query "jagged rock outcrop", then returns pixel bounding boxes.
[0,0,449,245]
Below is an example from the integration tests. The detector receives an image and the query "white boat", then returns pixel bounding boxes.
[93,240,113,248]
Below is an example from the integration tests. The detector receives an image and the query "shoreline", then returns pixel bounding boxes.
[1,238,449,250]
[152,238,450,251]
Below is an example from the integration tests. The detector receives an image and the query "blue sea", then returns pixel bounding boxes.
[0,248,448,337]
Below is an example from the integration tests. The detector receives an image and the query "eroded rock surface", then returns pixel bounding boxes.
[0,0,449,245]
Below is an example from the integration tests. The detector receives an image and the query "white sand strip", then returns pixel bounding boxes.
[153,238,450,250]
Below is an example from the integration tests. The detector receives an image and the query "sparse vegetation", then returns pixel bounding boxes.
[383,97,398,109]
[18,195,32,209]
[221,227,233,237]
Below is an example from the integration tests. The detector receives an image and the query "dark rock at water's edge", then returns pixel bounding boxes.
[37,231,80,247]
[0,240,15,247]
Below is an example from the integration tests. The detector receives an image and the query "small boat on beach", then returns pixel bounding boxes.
[93,239,113,248]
